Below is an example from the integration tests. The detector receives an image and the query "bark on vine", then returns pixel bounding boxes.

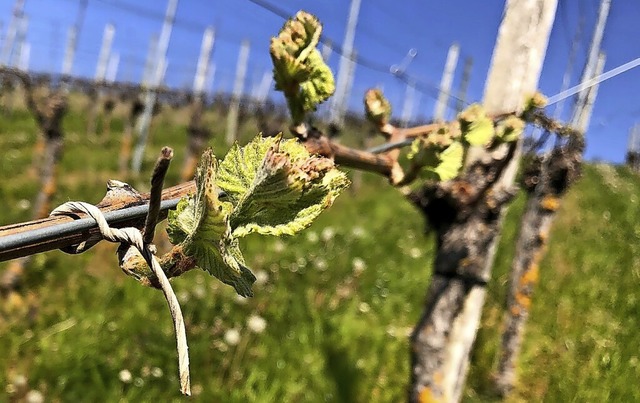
[407,1,558,401]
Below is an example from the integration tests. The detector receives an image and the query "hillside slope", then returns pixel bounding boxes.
[1,107,639,401]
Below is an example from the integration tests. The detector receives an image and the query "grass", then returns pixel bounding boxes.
[1,96,639,402]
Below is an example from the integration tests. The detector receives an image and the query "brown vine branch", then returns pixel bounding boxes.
[144,147,174,244]
[0,181,195,262]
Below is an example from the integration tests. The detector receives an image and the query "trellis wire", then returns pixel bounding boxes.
[0,198,180,260]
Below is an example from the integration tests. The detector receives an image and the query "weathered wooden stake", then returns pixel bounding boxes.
[132,0,178,175]
[182,27,214,180]
[87,23,115,137]
[433,43,460,122]
[409,1,557,401]
[496,49,606,396]
[329,0,361,128]
[225,39,250,145]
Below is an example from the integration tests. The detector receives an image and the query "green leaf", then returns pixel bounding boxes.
[430,142,464,181]
[459,104,495,147]
[167,149,256,297]
[495,115,525,143]
[408,139,465,182]
[215,135,282,205]
[217,135,349,237]
[270,11,335,124]
[217,136,349,237]
[167,135,349,296]
[364,88,392,126]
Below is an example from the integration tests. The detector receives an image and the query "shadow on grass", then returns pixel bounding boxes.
[323,323,360,402]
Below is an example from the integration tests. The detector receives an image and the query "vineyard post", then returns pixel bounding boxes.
[321,38,333,63]
[0,0,25,112]
[408,1,557,402]
[343,48,357,126]
[225,39,250,145]
[14,16,28,70]
[0,0,25,66]
[132,0,178,175]
[182,26,215,181]
[254,70,273,106]
[400,78,416,128]
[87,23,115,137]
[551,15,584,123]
[0,68,68,298]
[433,43,460,122]
[61,0,88,82]
[118,35,157,176]
[329,0,361,128]
[17,40,29,71]
[454,57,472,115]
[570,0,610,128]
[142,34,159,86]
[495,51,606,396]
[205,60,216,95]
[627,124,640,172]
[62,27,77,78]
[101,52,119,139]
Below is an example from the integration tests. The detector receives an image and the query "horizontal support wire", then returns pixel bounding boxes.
[0,198,180,262]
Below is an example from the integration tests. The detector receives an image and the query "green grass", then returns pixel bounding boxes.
[1,99,639,402]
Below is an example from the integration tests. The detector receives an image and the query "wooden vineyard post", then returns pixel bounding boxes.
[433,43,460,122]
[119,94,144,176]
[225,39,250,145]
[182,27,214,181]
[495,51,606,396]
[1,68,68,295]
[87,23,115,137]
[408,1,558,402]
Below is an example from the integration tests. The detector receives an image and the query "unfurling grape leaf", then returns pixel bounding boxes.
[270,11,335,124]
[408,138,464,182]
[167,135,349,297]
[218,134,349,237]
[524,92,548,112]
[495,115,525,143]
[459,104,495,147]
[167,149,256,297]
[364,88,392,126]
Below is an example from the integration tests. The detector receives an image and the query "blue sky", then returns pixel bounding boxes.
[1,0,639,163]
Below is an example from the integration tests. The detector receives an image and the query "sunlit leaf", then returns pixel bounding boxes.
[218,135,349,237]
[270,11,335,124]
[168,149,256,297]
[459,104,495,147]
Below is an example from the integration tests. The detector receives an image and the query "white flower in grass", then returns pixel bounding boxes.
[273,239,285,252]
[118,369,133,384]
[358,302,371,313]
[247,314,267,334]
[255,270,269,286]
[18,199,31,210]
[12,374,27,388]
[314,258,328,271]
[409,247,422,259]
[386,325,397,338]
[177,290,190,303]
[193,284,206,300]
[192,384,204,396]
[224,328,241,346]
[352,257,366,274]
[351,226,367,239]
[306,231,319,243]
[321,227,336,242]
[151,367,163,378]
[25,390,44,403]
